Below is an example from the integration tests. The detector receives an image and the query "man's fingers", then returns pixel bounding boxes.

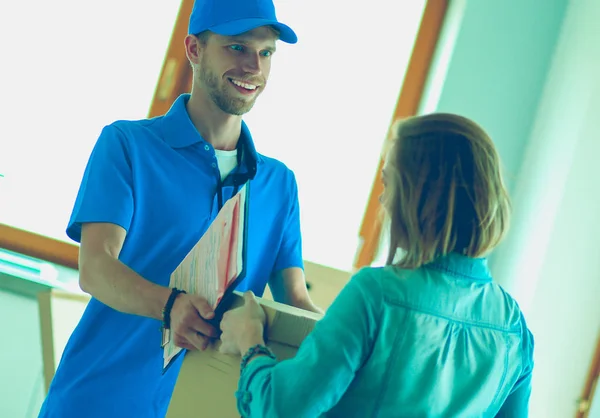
[189,330,210,351]
[186,314,218,338]
[170,294,217,344]
[172,303,218,338]
[174,329,209,351]
[173,335,197,351]
[189,296,215,320]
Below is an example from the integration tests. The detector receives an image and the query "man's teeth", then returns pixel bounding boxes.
[231,79,257,90]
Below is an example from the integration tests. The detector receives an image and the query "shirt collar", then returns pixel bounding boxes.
[159,93,263,165]
[426,252,492,282]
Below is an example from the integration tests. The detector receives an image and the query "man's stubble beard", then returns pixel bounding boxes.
[198,57,260,116]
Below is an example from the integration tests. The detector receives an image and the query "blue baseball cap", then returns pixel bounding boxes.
[188,0,298,44]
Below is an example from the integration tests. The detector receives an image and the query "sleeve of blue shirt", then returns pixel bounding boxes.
[66,125,134,243]
[496,313,535,417]
[236,268,382,417]
[272,171,304,273]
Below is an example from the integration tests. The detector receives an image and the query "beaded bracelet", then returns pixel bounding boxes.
[162,287,186,330]
[160,288,187,347]
[240,344,276,373]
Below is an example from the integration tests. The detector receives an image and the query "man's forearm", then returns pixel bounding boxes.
[79,253,170,320]
[291,298,324,315]
[269,267,324,315]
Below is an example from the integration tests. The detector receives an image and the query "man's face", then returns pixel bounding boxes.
[193,27,278,115]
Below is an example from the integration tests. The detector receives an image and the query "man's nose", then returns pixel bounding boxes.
[241,53,261,75]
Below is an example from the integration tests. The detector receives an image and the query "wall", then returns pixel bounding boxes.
[591,383,600,418]
[417,0,568,280]
[493,0,600,414]
[422,0,600,416]
[0,290,45,418]
[421,0,568,193]
[0,251,82,417]
[524,83,600,416]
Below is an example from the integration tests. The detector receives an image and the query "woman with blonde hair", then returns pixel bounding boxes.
[220,113,534,417]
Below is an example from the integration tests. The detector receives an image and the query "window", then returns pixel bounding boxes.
[0,0,181,243]
[243,0,427,271]
[0,1,439,274]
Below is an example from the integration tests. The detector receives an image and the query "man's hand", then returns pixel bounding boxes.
[169,294,218,351]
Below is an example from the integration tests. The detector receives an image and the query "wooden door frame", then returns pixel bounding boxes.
[577,333,600,418]
[147,0,196,119]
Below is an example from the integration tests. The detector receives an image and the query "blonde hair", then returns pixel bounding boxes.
[383,113,511,269]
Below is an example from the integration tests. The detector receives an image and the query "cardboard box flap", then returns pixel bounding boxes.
[229,291,322,347]
[266,307,318,347]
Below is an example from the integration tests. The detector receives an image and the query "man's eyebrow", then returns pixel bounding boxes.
[223,35,246,42]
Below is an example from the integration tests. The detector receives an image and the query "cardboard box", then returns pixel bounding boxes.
[166,291,323,417]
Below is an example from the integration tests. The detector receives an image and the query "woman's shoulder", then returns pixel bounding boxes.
[348,265,417,299]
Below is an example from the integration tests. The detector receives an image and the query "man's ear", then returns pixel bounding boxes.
[184,34,202,66]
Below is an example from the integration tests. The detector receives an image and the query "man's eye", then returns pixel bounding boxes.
[260,50,272,57]
[229,45,244,52]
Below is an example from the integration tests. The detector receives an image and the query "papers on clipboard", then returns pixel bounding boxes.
[162,183,249,371]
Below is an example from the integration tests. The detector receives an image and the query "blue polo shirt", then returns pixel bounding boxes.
[38,94,304,418]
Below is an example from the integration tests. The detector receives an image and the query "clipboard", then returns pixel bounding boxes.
[207,182,250,328]
[162,182,250,373]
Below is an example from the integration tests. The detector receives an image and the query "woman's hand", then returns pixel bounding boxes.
[219,291,267,356]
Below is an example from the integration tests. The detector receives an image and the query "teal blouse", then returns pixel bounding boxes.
[236,254,534,417]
